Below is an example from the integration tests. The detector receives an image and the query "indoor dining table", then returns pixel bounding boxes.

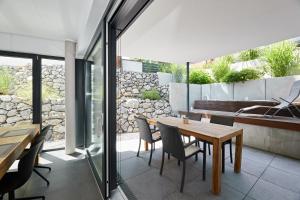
[147,117,243,195]
[0,124,40,180]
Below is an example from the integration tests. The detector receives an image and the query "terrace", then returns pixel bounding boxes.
[0,0,300,200]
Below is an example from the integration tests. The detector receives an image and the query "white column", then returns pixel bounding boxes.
[65,40,76,154]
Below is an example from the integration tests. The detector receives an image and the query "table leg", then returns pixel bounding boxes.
[234,132,243,173]
[144,141,149,151]
[212,139,221,195]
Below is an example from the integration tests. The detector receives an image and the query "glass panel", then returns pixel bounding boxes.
[87,36,105,180]
[41,59,66,150]
[0,56,33,127]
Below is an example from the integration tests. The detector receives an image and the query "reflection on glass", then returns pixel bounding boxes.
[87,37,105,180]
[0,56,33,127]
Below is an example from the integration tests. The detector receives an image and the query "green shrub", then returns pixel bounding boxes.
[263,41,299,77]
[212,56,233,82]
[222,68,263,83]
[239,49,260,61]
[0,69,13,95]
[171,65,185,83]
[189,70,213,84]
[142,89,161,100]
[17,82,60,102]
[158,63,174,73]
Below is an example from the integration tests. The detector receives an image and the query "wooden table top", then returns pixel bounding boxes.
[149,117,243,142]
[0,124,40,180]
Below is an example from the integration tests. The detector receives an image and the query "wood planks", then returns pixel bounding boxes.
[0,124,40,180]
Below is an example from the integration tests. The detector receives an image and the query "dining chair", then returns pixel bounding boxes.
[208,115,234,173]
[135,116,161,166]
[157,122,206,192]
[18,125,52,186]
[183,113,202,143]
[0,133,45,200]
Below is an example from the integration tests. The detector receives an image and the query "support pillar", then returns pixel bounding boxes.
[65,40,76,154]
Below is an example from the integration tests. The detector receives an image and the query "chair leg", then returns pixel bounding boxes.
[208,144,211,155]
[148,143,153,166]
[203,142,207,181]
[35,165,51,172]
[9,191,14,200]
[180,160,186,193]
[177,160,180,166]
[153,142,156,151]
[188,136,191,143]
[168,153,170,160]
[137,138,141,157]
[229,141,233,164]
[195,153,198,161]
[160,151,165,175]
[34,169,50,186]
[222,144,225,173]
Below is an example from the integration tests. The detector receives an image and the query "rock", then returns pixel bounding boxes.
[0,115,6,123]
[52,105,65,112]
[142,103,151,109]
[0,109,7,115]
[0,95,12,102]
[7,109,17,117]
[132,88,139,94]
[17,103,31,111]
[6,116,22,123]
[42,104,51,112]
[47,119,62,125]
[20,109,31,119]
[125,99,139,109]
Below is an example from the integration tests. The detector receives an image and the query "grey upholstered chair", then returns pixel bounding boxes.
[135,116,161,166]
[157,122,206,193]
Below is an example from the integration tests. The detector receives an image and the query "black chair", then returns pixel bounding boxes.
[0,133,45,200]
[208,115,234,173]
[18,126,52,186]
[135,116,161,166]
[183,113,202,143]
[157,122,206,193]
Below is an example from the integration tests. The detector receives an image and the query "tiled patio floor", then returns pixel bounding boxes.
[117,133,300,200]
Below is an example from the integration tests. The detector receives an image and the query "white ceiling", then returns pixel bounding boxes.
[121,0,300,64]
[0,0,109,57]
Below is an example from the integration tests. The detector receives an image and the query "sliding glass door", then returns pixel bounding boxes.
[86,31,107,195]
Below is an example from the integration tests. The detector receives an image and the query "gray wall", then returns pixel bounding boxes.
[171,75,300,103]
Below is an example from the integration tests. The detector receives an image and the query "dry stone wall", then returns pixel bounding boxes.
[117,71,172,133]
[0,64,65,141]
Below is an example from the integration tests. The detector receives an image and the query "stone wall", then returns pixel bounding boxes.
[0,64,65,141]
[117,71,172,133]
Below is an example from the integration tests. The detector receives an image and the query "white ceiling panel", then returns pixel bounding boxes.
[121,0,300,64]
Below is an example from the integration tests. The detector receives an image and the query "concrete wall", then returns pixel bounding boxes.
[122,59,143,72]
[234,123,300,159]
[211,83,234,100]
[266,75,300,101]
[171,75,300,102]
[169,83,201,113]
[157,72,173,86]
[234,79,266,100]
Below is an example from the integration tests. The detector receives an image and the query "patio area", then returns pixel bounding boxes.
[118,132,300,200]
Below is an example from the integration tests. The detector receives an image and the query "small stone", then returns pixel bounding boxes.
[0,95,12,102]
[0,115,6,123]
[6,116,22,123]
[7,109,17,117]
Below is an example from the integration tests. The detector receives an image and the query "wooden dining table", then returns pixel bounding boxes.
[0,124,40,180]
[147,117,243,195]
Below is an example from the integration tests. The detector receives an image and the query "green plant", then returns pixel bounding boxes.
[0,69,13,95]
[158,62,174,73]
[171,65,185,83]
[17,82,61,102]
[142,89,161,100]
[239,49,260,61]
[212,56,233,82]
[222,68,263,83]
[263,41,299,77]
[189,70,213,84]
